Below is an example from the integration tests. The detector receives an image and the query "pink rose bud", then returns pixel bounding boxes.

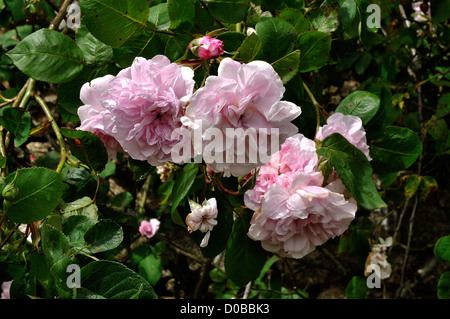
[190,36,224,60]
[139,218,160,239]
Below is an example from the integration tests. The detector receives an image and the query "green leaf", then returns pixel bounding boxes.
[317,133,387,210]
[6,29,84,83]
[255,17,298,62]
[61,197,99,222]
[434,236,450,263]
[138,254,162,286]
[278,8,310,35]
[170,163,199,215]
[61,128,108,172]
[41,225,71,266]
[205,0,250,24]
[84,219,124,254]
[216,31,246,55]
[224,213,268,287]
[404,174,421,199]
[438,272,450,299]
[148,2,171,31]
[237,32,262,63]
[4,168,63,224]
[307,4,339,33]
[41,224,75,288]
[164,34,192,62]
[112,28,164,68]
[370,126,423,173]
[128,158,154,182]
[430,0,450,24]
[0,107,31,147]
[80,260,158,299]
[167,0,196,29]
[80,0,150,48]
[76,25,113,66]
[345,276,368,299]
[298,31,331,72]
[335,90,381,125]
[111,192,133,210]
[271,50,301,85]
[62,215,97,249]
[337,0,360,39]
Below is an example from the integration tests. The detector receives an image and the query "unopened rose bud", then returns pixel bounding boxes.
[189,36,224,60]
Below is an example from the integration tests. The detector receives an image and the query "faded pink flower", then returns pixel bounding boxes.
[365,237,393,280]
[139,218,160,239]
[1,280,12,299]
[186,198,218,247]
[248,174,357,259]
[191,36,224,60]
[412,2,431,22]
[181,58,301,177]
[244,133,323,211]
[316,112,372,160]
[77,74,123,160]
[101,55,195,166]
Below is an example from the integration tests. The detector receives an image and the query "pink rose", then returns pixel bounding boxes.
[181,58,301,177]
[77,74,123,161]
[139,218,160,239]
[248,174,357,259]
[244,133,323,211]
[316,112,372,160]
[195,36,224,60]
[101,55,195,166]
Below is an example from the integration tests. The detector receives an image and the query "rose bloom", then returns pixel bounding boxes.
[244,133,323,211]
[181,58,301,177]
[98,55,195,166]
[316,112,372,160]
[248,174,357,259]
[77,74,123,160]
[194,36,224,60]
[139,218,160,239]
[186,198,218,247]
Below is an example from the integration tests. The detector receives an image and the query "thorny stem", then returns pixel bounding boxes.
[34,95,67,173]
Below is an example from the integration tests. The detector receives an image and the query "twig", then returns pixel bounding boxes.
[35,95,67,173]
[18,78,35,109]
[396,193,420,298]
[49,0,73,31]
[302,81,323,137]
[193,258,212,298]
[242,281,253,299]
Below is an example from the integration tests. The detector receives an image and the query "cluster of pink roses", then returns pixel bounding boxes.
[77,35,372,259]
[244,112,371,258]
